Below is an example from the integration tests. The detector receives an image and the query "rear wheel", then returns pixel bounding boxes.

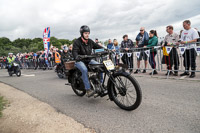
[110,73,142,111]
[71,72,86,96]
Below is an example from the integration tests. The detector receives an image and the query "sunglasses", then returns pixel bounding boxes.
[140,30,144,31]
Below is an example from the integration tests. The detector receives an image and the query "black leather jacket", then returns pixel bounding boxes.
[72,37,102,63]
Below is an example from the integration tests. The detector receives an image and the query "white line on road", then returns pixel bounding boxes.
[21,74,35,77]
[180,76,187,80]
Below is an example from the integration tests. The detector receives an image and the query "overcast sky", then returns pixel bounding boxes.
[0,0,199,43]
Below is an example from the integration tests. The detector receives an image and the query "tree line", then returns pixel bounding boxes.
[0,37,75,56]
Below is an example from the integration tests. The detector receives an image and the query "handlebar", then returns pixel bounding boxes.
[76,55,97,60]
[76,49,110,60]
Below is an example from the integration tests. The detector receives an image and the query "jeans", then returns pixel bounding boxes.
[149,52,157,69]
[75,60,100,90]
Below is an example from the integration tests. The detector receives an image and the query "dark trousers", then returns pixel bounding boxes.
[122,54,133,69]
[149,52,157,69]
[183,48,197,71]
[162,48,180,73]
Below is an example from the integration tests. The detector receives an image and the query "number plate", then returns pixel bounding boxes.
[103,60,115,70]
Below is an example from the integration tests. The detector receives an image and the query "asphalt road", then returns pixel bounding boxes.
[0,69,200,133]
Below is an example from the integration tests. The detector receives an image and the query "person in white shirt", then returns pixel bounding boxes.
[180,20,199,78]
[162,25,180,76]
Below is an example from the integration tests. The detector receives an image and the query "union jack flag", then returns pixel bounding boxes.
[43,27,50,60]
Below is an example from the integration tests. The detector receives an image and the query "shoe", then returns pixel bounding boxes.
[165,71,173,76]
[173,72,178,76]
[86,89,96,97]
[189,72,195,78]
[180,72,189,76]
[153,70,158,75]
[134,69,140,74]
[149,70,158,75]
[142,69,146,73]
[129,69,133,73]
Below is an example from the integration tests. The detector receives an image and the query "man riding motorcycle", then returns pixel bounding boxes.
[72,25,103,97]
[61,46,73,62]
[7,53,16,69]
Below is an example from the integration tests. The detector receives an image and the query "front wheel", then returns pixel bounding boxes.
[57,69,64,78]
[16,68,21,77]
[9,71,12,76]
[110,73,142,111]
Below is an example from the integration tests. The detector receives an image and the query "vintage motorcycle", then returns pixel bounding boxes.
[66,49,142,111]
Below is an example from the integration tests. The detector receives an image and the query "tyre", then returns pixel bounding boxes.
[16,69,21,77]
[57,69,64,78]
[9,72,12,76]
[71,72,86,96]
[110,73,142,111]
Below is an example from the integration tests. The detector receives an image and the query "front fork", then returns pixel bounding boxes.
[107,72,127,96]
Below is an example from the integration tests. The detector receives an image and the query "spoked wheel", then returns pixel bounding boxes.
[71,73,86,96]
[110,73,142,111]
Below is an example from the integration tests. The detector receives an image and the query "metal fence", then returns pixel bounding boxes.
[0,58,55,70]
[111,42,200,77]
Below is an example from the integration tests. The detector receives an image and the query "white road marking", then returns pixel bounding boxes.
[180,76,186,80]
[21,74,35,77]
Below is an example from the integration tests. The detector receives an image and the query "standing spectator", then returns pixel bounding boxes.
[112,39,120,65]
[121,34,134,73]
[2,57,7,69]
[107,39,114,61]
[162,25,180,76]
[107,39,114,50]
[180,20,199,78]
[194,28,200,42]
[95,38,99,44]
[179,30,183,39]
[134,27,149,74]
[146,30,158,75]
[0,57,3,69]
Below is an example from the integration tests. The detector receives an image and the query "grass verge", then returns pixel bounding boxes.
[0,96,7,117]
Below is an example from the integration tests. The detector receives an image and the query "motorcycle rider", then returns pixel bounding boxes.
[68,44,73,57]
[72,25,103,97]
[61,46,73,62]
[7,53,16,70]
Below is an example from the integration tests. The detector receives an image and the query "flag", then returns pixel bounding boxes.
[195,46,200,54]
[166,47,172,54]
[43,27,50,66]
[179,47,186,55]
[135,52,140,59]
[127,53,132,57]
[120,53,124,57]
[145,50,150,57]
